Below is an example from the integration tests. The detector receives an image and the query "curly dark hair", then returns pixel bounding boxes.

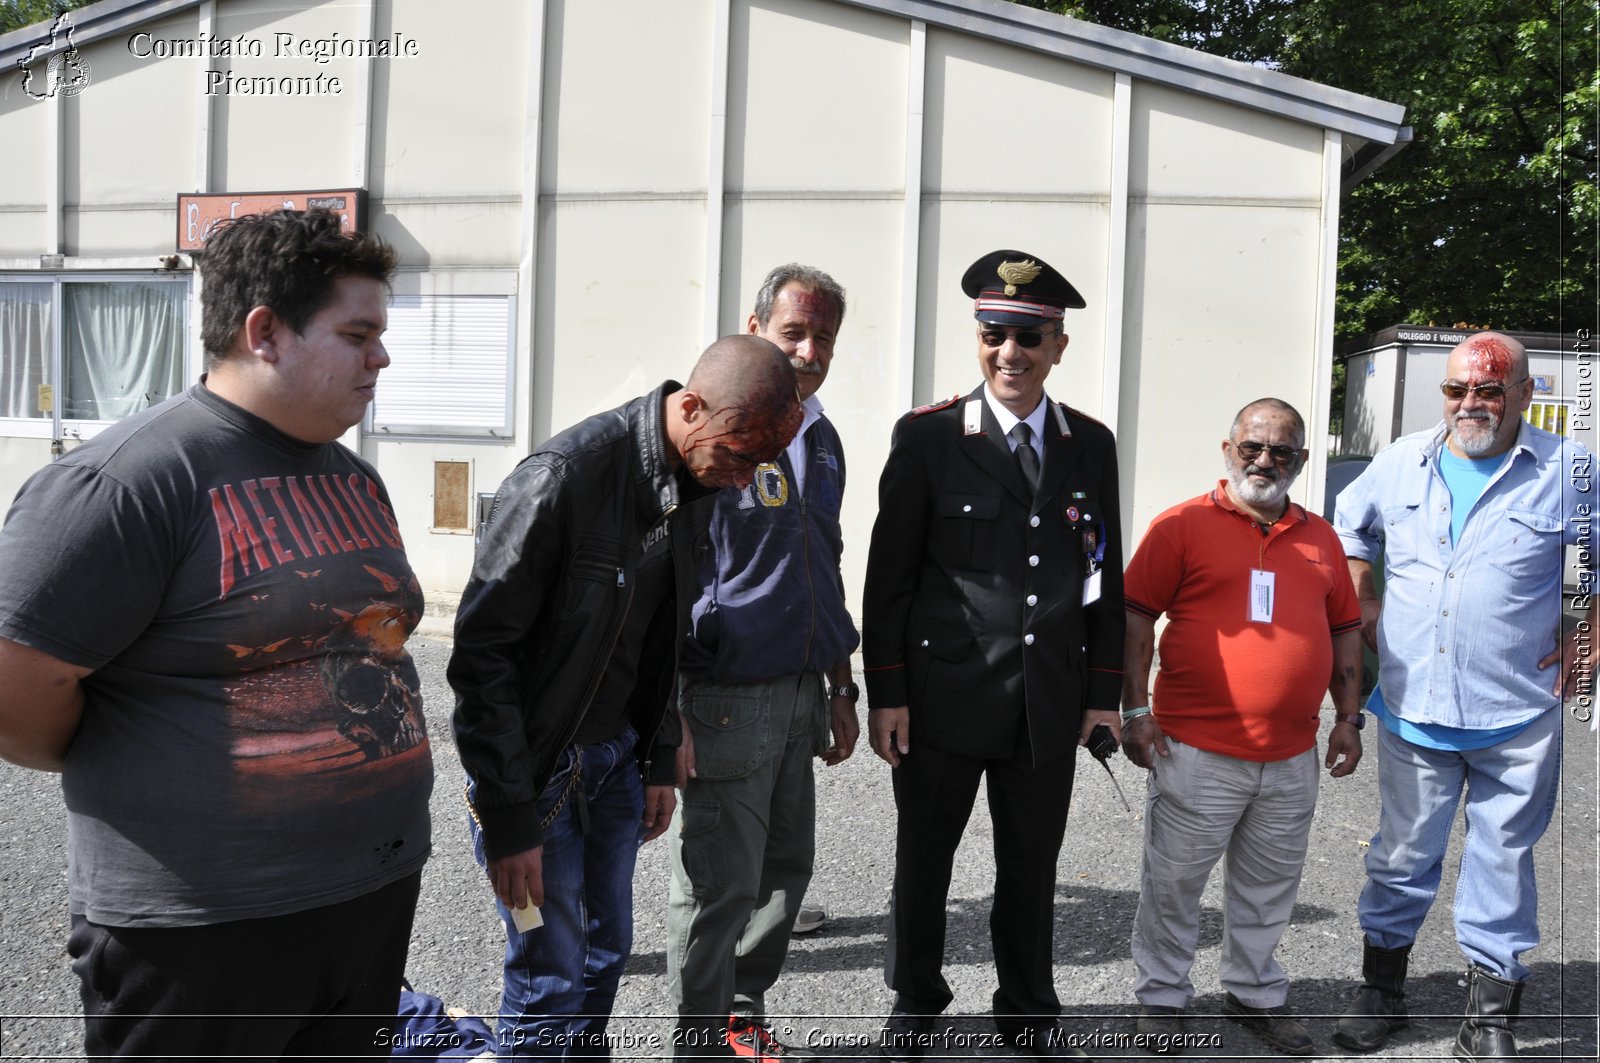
[199,209,397,366]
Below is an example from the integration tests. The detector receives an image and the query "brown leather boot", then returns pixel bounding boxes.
[1332,937,1412,1052]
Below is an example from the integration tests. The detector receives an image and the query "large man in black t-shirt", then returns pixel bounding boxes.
[0,210,434,1059]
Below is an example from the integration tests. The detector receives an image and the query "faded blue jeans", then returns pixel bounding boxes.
[1358,707,1562,981]
[469,726,644,1059]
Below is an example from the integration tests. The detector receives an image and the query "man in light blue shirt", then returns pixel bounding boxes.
[1331,331,1594,1061]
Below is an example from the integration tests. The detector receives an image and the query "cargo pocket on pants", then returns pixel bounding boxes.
[683,681,770,780]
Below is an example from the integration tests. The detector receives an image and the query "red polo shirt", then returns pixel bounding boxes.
[1125,482,1362,762]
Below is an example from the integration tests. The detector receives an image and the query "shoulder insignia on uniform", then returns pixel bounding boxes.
[909,393,961,418]
[1064,404,1108,428]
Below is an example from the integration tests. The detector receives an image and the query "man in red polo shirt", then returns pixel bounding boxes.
[1120,398,1364,1057]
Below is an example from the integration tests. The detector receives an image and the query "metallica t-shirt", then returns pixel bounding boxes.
[0,385,433,926]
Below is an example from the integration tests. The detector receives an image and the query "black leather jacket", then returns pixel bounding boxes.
[449,381,711,859]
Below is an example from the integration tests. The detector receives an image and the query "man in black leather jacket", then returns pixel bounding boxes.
[449,335,801,1059]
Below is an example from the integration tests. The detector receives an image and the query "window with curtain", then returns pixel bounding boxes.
[0,283,52,419]
[0,277,189,428]
[63,283,187,420]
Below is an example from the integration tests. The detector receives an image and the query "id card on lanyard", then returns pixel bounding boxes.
[1249,569,1275,623]
[1082,520,1106,606]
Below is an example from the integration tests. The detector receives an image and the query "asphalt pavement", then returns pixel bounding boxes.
[1,634,1596,1061]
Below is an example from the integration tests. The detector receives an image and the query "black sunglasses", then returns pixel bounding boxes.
[1232,440,1301,465]
[1439,379,1526,401]
[979,326,1056,349]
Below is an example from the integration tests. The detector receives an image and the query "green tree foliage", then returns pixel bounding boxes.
[1013,0,1597,339]
[0,1,93,37]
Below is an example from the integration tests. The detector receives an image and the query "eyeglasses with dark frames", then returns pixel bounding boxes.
[1439,379,1527,401]
[979,326,1056,349]
[1231,440,1302,465]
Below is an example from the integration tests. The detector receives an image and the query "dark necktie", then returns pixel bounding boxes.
[1011,422,1040,494]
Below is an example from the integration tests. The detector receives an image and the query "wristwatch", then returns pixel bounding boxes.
[1334,713,1365,730]
[828,683,860,700]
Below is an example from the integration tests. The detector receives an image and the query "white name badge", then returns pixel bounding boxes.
[1249,569,1275,624]
[1083,568,1103,606]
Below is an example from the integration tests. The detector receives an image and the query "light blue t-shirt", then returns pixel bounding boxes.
[1438,448,1503,544]
[1367,683,1533,751]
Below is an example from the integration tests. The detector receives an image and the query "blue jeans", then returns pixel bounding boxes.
[469,727,644,1059]
[1358,707,1562,981]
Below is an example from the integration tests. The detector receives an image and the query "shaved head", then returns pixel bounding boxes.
[668,335,803,488]
[1230,397,1306,449]
[686,334,798,416]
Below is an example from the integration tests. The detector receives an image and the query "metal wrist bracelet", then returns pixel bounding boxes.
[1120,705,1152,724]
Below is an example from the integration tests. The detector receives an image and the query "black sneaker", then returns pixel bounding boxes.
[1134,1005,1185,1055]
[1221,993,1313,1056]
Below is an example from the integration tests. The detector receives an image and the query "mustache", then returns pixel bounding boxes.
[790,359,822,375]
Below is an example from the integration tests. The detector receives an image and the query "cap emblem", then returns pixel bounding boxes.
[996,259,1042,297]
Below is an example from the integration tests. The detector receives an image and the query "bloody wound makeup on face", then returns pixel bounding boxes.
[684,401,802,464]
[786,289,832,320]
[1462,336,1513,381]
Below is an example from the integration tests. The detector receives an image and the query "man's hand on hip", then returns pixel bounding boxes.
[1540,624,1594,701]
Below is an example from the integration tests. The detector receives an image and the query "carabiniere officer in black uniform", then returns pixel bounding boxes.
[863,249,1125,1061]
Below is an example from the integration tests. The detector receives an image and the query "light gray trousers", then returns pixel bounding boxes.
[1131,739,1319,1009]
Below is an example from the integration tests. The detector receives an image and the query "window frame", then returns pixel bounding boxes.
[0,272,194,442]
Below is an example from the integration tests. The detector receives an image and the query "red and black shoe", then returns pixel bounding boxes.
[728,1015,808,1060]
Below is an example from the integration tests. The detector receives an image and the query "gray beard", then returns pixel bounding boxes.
[1451,412,1500,456]
[1226,462,1293,509]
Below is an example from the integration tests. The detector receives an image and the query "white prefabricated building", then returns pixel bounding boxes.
[0,0,1408,603]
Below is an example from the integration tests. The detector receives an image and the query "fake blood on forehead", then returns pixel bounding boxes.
[690,402,803,459]
[1463,337,1513,380]
[787,290,831,318]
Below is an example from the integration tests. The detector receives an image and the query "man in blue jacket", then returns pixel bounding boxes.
[668,265,861,1059]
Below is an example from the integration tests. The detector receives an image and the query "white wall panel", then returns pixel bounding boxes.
[731,0,907,192]
[0,95,50,220]
[1119,202,1321,544]
[543,0,713,193]
[373,201,522,267]
[370,0,525,198]
[535,200,706,438]
[63,13,196,211]
[210,0,364,189]
[925,29,1115,195]
[1131,82,1323,201]
[64,208,183,257]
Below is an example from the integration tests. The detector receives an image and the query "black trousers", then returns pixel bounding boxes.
[68,870,422,1060]
[885,739,1076,1032]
